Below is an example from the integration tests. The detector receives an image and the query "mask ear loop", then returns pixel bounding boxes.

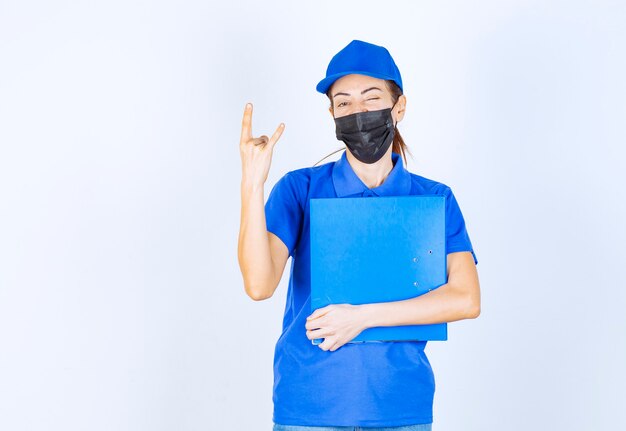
[389,99,399,129]
[313,147,345,167]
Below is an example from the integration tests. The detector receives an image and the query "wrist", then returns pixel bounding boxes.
[241,177,264,194]
[358,303,379,330]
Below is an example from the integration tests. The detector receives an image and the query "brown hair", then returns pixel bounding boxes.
[314,79,412,167]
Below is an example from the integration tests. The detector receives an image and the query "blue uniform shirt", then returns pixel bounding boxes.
[265,151,477,427]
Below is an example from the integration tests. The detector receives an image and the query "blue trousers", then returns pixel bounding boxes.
[273,423,432,431]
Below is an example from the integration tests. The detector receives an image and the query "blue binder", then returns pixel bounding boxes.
[310,195,448,344]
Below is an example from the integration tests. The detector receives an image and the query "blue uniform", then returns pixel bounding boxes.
[265,151,477,427]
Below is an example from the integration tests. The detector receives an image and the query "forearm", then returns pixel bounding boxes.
[237,180,276,299]
[359,281,480,329]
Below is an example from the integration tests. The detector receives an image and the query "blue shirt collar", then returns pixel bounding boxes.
[332,150,412,197]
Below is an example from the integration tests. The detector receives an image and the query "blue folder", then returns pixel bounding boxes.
[310,195,448,344]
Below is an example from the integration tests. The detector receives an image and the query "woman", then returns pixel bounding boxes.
[238,40,480,431]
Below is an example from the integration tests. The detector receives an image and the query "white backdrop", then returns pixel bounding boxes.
[1,1,625,430]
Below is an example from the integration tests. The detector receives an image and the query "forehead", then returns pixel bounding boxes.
[330,74,388,96]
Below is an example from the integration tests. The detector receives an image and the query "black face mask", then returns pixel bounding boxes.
[334,104,397,164]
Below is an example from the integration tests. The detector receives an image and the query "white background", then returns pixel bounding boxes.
[1,1,625,430]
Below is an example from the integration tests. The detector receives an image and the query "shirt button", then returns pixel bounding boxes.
[363,190,373,197]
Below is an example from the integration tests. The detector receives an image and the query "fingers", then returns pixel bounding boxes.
[240,102,285,148]
[268,123,285,148]
[319,338,339,352]
[307,305,330,320]
[240,103,253,142]
[305,318,323,331]
[306,328,321,339]
[252,135,269,146]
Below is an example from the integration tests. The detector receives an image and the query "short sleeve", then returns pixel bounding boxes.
[444,187,478,265]
[264,172,305,257]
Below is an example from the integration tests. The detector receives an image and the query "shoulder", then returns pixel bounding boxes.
[275,160,335,191]
[287,159,334,181]
[407,171,453,196]
[269,160,334,201]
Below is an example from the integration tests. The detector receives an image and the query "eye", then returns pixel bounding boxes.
[367,97,380,101]
[337,101,348,107]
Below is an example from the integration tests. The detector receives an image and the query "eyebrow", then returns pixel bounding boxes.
[332,86,383,98]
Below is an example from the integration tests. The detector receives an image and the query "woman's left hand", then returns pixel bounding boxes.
[305,304,367,351]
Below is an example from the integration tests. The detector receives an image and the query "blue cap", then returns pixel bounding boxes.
[316,40,403,94]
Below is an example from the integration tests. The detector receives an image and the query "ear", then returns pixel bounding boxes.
[394,94,407,123]
[328,106,335,118]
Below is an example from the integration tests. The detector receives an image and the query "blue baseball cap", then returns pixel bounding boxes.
[316,40,403,94]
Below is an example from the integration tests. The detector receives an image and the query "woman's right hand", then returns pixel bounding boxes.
[238,103,289,301]
[239,103,285,188]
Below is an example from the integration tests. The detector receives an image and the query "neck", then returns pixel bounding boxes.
[345,146,395,189]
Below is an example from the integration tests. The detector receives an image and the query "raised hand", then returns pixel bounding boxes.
[239,103,285,188]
